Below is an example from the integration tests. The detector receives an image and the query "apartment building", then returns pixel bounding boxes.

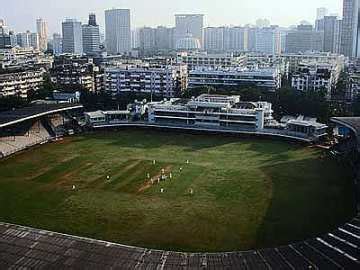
[138,26,174,54]
[50,55,103,92]
[105,64,188,97]
[0,68,44,98]
[188,67,281,90]
[0,47,53,70]
[280,52,345,73]
[285,25,324,53]
[177,52,246,70]
[255,27,281,55]
[291,61,342,97]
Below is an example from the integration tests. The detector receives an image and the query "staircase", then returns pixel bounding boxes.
[40,118,56,138]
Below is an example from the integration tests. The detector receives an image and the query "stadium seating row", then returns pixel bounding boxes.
[0,120,52,157]
[0,215,359,269]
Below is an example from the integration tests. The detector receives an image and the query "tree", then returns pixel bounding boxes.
[27,73,55,102]
[182,86,216,98]
[352,94,360,116]
[332,71,348,101]
[182,84,335,121]
[79,90,164,111]
[0,96,29,112]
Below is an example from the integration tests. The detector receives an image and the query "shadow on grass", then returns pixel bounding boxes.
[86,129,298,154]
[0,179,69,226]
[254,157,357,249]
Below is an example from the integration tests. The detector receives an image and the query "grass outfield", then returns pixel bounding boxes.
[0,130,356,252]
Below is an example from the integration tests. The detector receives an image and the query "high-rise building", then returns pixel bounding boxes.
[225,27,248,52]
[82,14,100,56]
[53,33,62,55]
[315,19,325,32]
[137,26,175,53]
[29,32,39,50]
[36,18,48,51]
[204,27,224,52]
[0,33,11,49]
[105,8,131,55]
[15,31,42,50]
[315,8,328,32]
[255,27,281,55]
[100,33,105,44]
[316,7,328,20]
[334,19,343,54]
[247,27,257,52]
[88,14,97,27]
[323,16,338,53]
[0,19,8,35]
[203,26,248,53]
[137,26,174,54]
[155,26,174,51]
[285,25,324,53]
[62,19,83,54]
[131,29,140,49]
[175,14,204,48]
[0,20,14,49]
[279,28,289,53]
[341,0,360,57]
[16,32,30,48]
[139,27,156,53]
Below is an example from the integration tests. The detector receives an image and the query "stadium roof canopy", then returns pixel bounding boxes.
[0,104,84,128]
[332,117,360,135]
[331,117,360,151]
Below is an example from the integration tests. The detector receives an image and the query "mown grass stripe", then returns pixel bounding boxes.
[32,156,83,183]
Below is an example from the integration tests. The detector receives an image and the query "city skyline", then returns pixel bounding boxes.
[0,0,342,35]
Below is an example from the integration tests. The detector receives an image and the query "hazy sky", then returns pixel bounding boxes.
[0,0,342,34]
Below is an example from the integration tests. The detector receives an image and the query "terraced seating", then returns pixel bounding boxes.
[0,141,17,155]
[1,215,359,269]
[0,121,52,157]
